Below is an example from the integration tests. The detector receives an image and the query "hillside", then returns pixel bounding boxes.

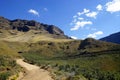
[0,16,120,80]
[0,38,120,80]
[0,16,70,42]
[22,38,120,80]
[100,32,120,44]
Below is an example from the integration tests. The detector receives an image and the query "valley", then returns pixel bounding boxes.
[0,17,120,80]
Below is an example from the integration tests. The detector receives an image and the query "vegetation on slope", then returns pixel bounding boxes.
[0,37,120,80]
[22,50,120,80]
[0,55,21,80]
[0,16,70,41]
[20,38,120,80]
[0,41,22,80]
[0,16,119,80]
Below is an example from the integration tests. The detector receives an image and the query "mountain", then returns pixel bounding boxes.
[100,32,120,44]
[0,16,120,80]
[0,16,69,42]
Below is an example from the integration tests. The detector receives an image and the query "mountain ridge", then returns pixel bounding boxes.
[0,16,120,80]
[0,16,69,40]
[100,31,120,44]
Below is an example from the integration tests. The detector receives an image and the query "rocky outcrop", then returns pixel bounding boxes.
[0,16,69,39]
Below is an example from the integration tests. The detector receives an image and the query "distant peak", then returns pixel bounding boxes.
[0,16,69,39]
[100,31,120,44]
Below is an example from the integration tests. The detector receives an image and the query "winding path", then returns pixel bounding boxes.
[16,59,53,80]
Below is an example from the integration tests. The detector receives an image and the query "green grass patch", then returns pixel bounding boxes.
[22,51,120,80]
[0,55,21,80]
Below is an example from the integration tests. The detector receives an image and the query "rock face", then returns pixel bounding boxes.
[78,38,110,50]
[100,32,120,44]
[0,16,10,29]
[0,16,69,38]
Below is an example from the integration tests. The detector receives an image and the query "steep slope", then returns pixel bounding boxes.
[22,38,120,80]
[0,16,120,80]
[22,38,119,58]
[100,32,120,44]
[0,16,69,42]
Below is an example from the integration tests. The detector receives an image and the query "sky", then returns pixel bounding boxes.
[0,0,120,39]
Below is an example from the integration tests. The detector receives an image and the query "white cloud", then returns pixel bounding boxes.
[77,12,82,16]
[72,19,77,23]
[73,15,77,18]
[44,8,48,11]
[106,0,120,13]
[83,9,90,13]
[71,36,78,39]
[87,31,103,38]
[28,9,39,17]
[71,21,92,31]
[70,8,99,31]
[77,9,90,16]
[78,17,84,20]
[96,4,103,11]
[86,12,98,18]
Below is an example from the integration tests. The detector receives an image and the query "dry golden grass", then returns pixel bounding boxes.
[0,30,72,43]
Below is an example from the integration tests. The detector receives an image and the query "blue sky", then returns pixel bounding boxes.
[0,0,120,39]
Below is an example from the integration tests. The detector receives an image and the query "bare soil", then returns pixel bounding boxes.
[16,59,54,80]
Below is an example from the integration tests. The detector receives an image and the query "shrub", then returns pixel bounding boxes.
[0,72,10,80]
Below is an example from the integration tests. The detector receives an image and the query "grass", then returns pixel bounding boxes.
[0,29,72,43]
[22,50,120,80]
[19,38,120,80]
[0,18,120,80]
[0,37,120,80]
[0,55,21,80]
[0,41,22,80]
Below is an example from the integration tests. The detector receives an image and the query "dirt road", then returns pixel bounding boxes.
[16,59,54,80]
